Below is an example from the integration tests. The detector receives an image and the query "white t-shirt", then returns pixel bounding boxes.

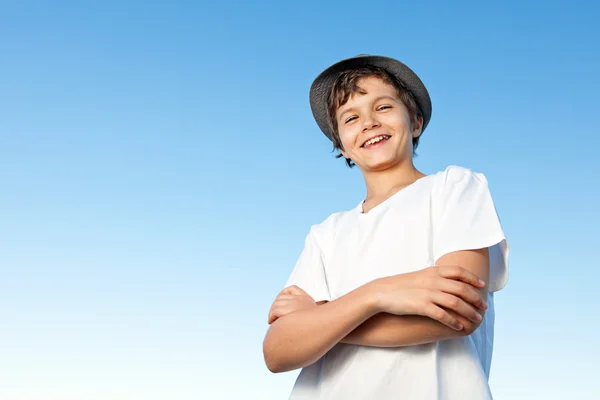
[284,165,509,400]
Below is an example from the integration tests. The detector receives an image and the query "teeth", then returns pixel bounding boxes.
[364,135,389,147]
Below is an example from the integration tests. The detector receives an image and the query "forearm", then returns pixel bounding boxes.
[343,249,490,347]
[340,310,477,347]
[263,283,378,373]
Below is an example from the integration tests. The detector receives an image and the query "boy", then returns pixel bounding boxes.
[263,55,509,399]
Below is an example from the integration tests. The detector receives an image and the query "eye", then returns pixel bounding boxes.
[377,105,392,111]
[344,116,358,124]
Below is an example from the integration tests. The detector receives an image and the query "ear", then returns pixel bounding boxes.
[338,148,353,165]
[412,116,424,138]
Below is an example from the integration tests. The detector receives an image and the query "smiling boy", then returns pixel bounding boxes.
[263,55,509,399]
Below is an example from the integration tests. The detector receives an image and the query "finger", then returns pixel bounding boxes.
[445,309,477,334]
[438,265,486,288]
[271,299,292,309]
[268,306,289,324]
[424,304,463,330]
[441,279,487,310]
[268,312,282,325]
[268,308,278,324]
[282,285,310,296]
[432,292,482,323]
[269,294,295,313]
[268,304,282,324]
[272,301,296,318]
[274,294,295,301]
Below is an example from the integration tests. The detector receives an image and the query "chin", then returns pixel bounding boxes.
[360,159,399,172]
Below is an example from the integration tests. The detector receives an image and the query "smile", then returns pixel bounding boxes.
[362,135,391,148]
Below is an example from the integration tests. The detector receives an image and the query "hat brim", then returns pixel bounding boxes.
[309,55,432,142]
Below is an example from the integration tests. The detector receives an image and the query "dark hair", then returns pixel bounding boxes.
[326,66,423,168]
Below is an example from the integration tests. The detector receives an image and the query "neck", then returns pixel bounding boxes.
[361,159,425,201]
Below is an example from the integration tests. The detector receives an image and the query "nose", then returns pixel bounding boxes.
[362,113,380,132]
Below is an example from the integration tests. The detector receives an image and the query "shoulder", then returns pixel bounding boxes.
[432,165,492,198]
[305,209,354,250]
[430,165,497,213]
[436,165,490,186]
[310,209,352,236]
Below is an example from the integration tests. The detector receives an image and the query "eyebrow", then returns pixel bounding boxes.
[338,95,398,118]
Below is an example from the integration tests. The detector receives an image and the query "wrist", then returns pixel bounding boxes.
[361,278,388,314]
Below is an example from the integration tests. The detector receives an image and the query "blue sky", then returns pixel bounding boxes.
[1,1,598,399]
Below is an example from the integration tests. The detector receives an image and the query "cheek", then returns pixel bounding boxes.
[338,129,356,151]
[390,113,410,131]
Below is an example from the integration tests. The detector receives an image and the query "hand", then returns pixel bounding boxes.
[268,285,317,324]
[372,266,488,331]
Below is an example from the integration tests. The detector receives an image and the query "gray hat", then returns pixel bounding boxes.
[309,54,432,142]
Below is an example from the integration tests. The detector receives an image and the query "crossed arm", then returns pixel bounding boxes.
[262,248,490,373]
[341,249,490,347]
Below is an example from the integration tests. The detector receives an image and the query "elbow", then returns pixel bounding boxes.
[264,350,292,374]
[458,318,484,336]
[263,332,307,374]
[263,349,284,374]
[262,334,286,374]
[263,319,315,373]
[264,356,283,374]
[461,324,479,337]
[265,359,286,374]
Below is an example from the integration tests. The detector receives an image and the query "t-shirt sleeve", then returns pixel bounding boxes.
[283,226,331,303]
[433,167,509,292]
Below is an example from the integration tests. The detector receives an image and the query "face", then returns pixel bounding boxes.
[335,76,422,172]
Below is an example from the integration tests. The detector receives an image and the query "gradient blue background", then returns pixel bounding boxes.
[1,1,598,399]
